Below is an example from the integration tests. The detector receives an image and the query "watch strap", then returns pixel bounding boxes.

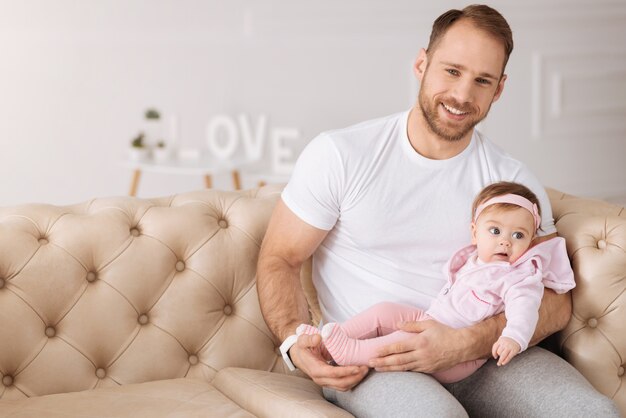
[279,334,299,371]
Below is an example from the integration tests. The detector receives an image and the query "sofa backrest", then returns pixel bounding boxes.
[547,189,626,414]
[0,186,289,400]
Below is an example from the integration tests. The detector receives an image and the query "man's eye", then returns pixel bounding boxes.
[512,232,524,240]
[447,69,460,76]
[476,78,491,85]
[489,227,500,235]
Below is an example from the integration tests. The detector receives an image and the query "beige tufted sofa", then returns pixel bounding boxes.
[0,186,624,417]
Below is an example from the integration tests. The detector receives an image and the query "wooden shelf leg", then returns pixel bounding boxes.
[204,174,212,189]
[232,170,241,190]
[129,169,141,196]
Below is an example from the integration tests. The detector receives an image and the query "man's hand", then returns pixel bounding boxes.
[367,320,467,373]
[290,333,369,391]
[491,336,521,366]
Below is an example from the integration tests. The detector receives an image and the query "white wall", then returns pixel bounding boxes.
[1,0,625,205]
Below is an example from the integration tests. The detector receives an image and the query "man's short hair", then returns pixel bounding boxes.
[427,4,514,73]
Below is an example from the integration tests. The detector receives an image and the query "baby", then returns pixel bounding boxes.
[297,181,576,383]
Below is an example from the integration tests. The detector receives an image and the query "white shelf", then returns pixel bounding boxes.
[123,156,252,175]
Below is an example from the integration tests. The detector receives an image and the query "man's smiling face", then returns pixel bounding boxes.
[417,19,507,142]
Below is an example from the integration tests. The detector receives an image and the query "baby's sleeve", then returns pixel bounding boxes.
[500,268,545,351]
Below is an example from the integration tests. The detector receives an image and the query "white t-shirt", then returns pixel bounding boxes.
[282,110,556,323]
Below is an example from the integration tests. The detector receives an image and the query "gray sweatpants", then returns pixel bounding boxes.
[323,347,620,417]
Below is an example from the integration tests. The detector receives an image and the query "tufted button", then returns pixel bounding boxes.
[0,278,5,289]
[175,261,185,272]
[86,272,97,283]
[95,368,106,379]
[218,219,228,228]
[188,355,199,365]
[618,367,625,377]
[223,305,233,315]
[45,326,56,338]
[2,375,13,387]
[597,240,607,249]
[138,314,149,325]
[130,228,140,237]
[587,318,598,328]
[38,238,48,245]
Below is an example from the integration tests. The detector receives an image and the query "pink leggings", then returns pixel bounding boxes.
[330,301,486,383]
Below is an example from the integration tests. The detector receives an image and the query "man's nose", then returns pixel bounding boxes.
[451,78,474,103]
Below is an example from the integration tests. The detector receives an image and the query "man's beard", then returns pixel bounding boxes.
[418,87,488,142]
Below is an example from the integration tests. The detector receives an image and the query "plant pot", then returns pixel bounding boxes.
[128,147,151,162]
[153,147,171,163]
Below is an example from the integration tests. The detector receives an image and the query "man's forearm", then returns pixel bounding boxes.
[459,288,572,361]
[459,312,506,361]
[528,289,571,346]
[257,254,310,341]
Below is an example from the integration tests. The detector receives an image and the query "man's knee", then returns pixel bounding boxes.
[324,371,468,418]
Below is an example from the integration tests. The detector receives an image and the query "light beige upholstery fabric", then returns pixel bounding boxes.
[0,186,623,417]
[0,378,255,418]
[213,368,353,418]
[0,187,285,399]
[548,189,626,416]
[0,186,351,417]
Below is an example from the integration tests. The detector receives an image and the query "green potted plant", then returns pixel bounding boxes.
[128,132,151,162]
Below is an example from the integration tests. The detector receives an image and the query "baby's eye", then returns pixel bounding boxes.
[489,227,500,235]
[512,232,525,240]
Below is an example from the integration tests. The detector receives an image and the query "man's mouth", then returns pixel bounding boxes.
[441,103,470,116]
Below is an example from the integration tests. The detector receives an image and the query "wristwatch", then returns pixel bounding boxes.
[279,334,299,371]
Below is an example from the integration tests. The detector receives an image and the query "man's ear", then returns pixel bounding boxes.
[492,74,507,103]
[413,48,428,82]
[470,222,478,245]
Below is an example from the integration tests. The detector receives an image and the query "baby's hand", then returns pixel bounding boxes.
[491,337,521,366]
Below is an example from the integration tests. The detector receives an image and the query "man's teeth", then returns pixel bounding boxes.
[442,103,468,115]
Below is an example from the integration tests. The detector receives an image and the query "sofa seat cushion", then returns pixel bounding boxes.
[0,378,254,418]
[213,367,354,418]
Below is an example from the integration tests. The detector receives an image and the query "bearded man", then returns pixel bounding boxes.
[257,4,619,417]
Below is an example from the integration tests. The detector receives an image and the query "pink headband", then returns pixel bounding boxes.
[474,194,541,231]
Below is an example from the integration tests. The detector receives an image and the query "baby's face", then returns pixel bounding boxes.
[471,206,535,264]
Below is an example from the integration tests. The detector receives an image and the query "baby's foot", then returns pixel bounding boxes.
[296,324,333,360]
[321,322,361,366]
[296,323,320,336]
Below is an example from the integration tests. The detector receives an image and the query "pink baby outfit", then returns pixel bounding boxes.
[319,237,576,383]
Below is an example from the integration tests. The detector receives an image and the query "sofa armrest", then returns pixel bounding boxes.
[212,368,353,418]
[548,189,626,413]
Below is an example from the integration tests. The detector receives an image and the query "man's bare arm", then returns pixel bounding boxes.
[257,199,327,341]
[257,199,369,390]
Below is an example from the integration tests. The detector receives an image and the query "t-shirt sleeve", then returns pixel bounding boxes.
[281,133,344,231]
[511,168,556,237]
